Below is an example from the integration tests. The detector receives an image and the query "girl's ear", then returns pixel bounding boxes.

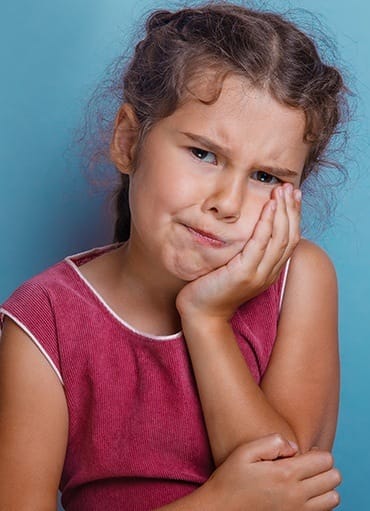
[110,103,139,174]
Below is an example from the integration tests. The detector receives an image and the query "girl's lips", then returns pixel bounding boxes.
[185,225,227,248]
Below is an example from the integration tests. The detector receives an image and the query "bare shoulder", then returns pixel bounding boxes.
[286,238,337,298]
[291,238,336,272]
[278,238,338,333]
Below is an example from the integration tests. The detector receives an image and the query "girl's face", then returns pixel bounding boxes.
[126,75,310,283]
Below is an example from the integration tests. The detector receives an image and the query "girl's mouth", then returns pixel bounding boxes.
[185,225,227,248]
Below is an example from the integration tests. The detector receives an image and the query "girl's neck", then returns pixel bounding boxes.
[78,240,186,335]
[116,240,185,303]
[110,241,186,334]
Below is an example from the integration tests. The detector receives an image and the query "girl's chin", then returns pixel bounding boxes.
[166,244,244,282]
[170,258,229,282]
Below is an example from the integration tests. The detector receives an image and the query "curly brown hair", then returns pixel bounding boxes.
[79,1,350,242]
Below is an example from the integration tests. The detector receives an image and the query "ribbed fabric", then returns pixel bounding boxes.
[0,243,287,511]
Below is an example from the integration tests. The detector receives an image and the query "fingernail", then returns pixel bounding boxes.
[288,440,299,450]
[278,187,284,198]
[285,184,293,196]
[294,189,302,201]
[270,200,277,211]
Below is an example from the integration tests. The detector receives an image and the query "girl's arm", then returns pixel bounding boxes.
[0,318,68,511]
[259,239,339,452]
[154,434,341,511]
[179,239,339,466]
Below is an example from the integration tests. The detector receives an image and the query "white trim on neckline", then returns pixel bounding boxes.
[64,244,183,342]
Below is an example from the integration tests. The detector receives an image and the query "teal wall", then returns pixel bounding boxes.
[1,2,369,510]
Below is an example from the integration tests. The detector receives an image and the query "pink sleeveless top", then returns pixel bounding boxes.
[0,243,289,511]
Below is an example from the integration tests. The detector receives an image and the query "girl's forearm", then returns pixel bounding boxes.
[181,317,298,467]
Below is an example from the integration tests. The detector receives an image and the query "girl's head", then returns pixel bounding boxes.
[85,2,348,244]
[111,76,308,281]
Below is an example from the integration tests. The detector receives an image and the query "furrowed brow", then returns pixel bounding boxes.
[258,165,298,178]
[180,131,232,158]
[180,131,299,177]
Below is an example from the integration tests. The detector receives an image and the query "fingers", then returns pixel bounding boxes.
[270,184,301,261]
[234,199,276,274]
[256,183,301,281]
[272,184,301,269]
[302,467,342,500]
[226,183,301,293]
[277,450,334,481]
[236,433,298,463]
[306,490,341,510]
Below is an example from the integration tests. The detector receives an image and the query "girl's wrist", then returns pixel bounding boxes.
[176,296,234,327]
[180,311,232,336]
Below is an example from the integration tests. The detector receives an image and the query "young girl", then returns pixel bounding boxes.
[0,2,346,510]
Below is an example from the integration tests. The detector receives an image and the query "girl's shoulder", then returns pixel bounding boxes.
[0,244,122,377]
[289,238,337,284]
[280,238,338,322]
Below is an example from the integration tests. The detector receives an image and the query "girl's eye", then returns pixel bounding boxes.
[190,147,217,165]
[251,170,282,185]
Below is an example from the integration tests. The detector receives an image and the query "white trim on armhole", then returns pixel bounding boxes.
[279,258,291,314]
[0,309,64,386]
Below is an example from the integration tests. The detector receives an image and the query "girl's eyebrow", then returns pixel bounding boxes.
[256,165,298,178]
[181,131,232,159]
[180,131,298,177]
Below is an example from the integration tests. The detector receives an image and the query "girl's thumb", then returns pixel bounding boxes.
[239,433,299,463]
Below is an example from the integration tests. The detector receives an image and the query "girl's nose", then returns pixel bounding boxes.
[202,175,244,222]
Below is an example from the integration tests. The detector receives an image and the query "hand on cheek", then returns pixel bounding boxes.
[225,182,301,295]
[176,184,302,321]
[256,183,302,278]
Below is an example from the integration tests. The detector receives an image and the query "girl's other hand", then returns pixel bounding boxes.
[204,433,341,511]
[176,183,301,322]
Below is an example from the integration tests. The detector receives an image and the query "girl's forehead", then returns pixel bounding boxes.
[154,75,310,179]
[170,75,307,141]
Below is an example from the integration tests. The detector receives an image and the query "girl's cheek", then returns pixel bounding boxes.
[239,206,265,237]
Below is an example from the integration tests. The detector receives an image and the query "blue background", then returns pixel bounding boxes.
[1,1,368,510]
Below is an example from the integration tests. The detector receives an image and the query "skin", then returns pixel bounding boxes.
[0,74,341,510]
[115,78,306,281]
[103,76,308,334]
